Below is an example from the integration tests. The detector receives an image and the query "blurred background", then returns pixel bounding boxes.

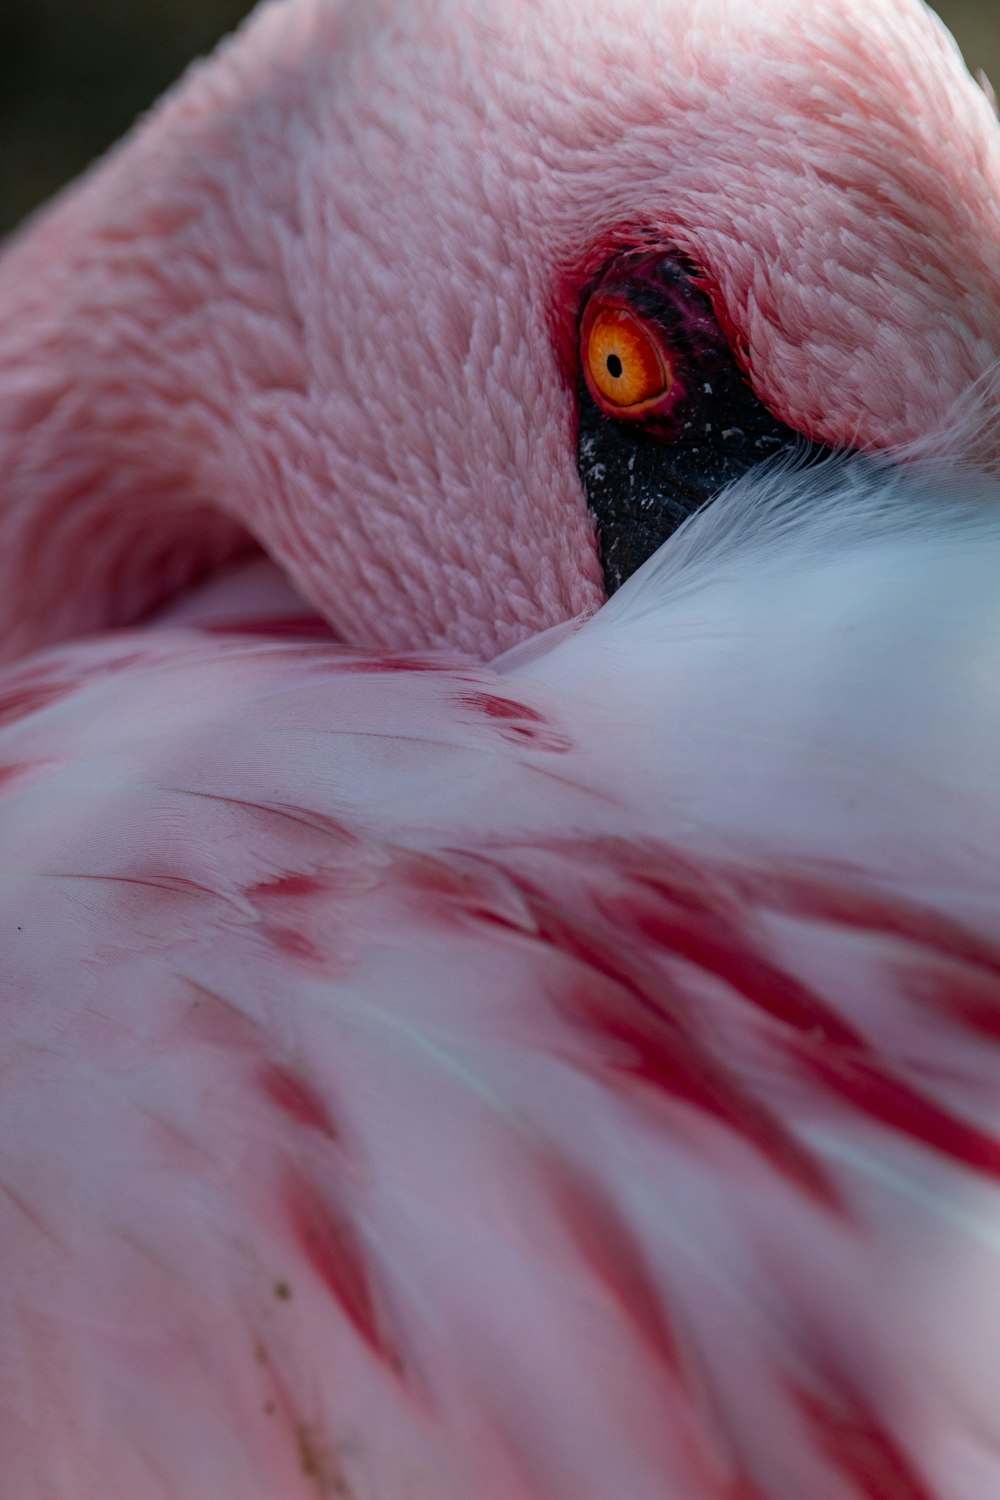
[0,0,997,238]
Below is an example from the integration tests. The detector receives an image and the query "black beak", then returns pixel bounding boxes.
[578,383,829,594]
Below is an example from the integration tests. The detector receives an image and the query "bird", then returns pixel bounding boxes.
[0,0,999,1497]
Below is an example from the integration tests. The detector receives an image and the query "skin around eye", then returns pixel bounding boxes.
[581,299,673,416]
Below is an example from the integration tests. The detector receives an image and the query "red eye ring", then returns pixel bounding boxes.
[580,295,674,418]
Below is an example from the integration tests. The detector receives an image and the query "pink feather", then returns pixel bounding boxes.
[1,1,1000,1497]
[4,461,1000,1496]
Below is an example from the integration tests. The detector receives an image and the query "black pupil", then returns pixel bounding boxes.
[606,353,623,379]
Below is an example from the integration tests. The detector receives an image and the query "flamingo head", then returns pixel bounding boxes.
[0,0,998,658]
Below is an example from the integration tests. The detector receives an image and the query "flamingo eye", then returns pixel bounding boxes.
[582,300,673,415]
[577,251,832,594]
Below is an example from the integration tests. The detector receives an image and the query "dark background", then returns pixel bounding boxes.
[0,0,997,239]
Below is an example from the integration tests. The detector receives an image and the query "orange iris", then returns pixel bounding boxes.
[582,300,673,415]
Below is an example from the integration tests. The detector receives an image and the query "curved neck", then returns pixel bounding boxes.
[0,187,256,664]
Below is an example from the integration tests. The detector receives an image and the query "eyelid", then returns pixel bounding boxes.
[580,294,675,418]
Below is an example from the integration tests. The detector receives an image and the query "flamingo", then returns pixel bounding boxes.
[1,0,1000,1495]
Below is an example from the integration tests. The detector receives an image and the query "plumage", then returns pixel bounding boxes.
[4,460,1000,1496]
[1,0,1000,1496]
[0,0,998,660]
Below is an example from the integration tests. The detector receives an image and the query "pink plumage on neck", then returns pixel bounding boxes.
[0,0,997,662]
